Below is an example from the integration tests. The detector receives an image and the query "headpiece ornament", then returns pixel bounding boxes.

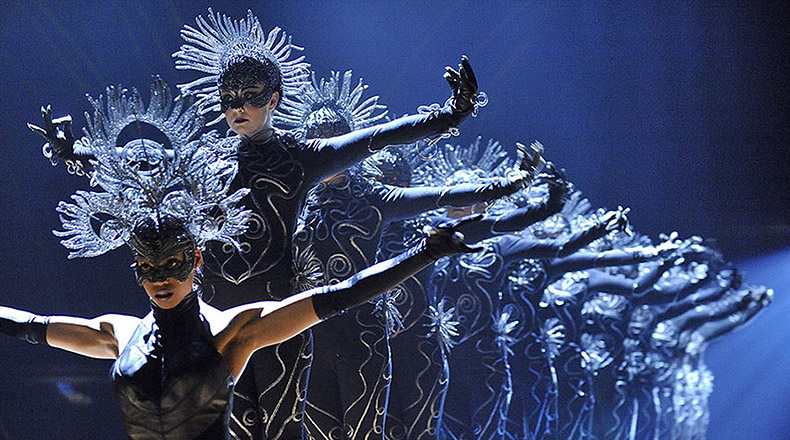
[173,8,310,124]
[409,136,510,187]
[54,78,250,259]
[276,69,388,138]
[357,146,416,188]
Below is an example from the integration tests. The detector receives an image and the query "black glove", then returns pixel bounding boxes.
[444,55,480,117]
[423,214,485,259]
[27,105,76,161]
[537,162,570,212]
[0,307,50,345]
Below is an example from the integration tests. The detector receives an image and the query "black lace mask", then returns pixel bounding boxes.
[129,216,196,285]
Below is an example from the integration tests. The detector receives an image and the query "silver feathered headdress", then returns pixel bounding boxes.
[410,136,511,187]
[172,8,310,124]
[54,78,250,258]
[275,69,388,137]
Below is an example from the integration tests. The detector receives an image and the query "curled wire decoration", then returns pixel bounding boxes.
[173,8,310,124]
[470,90,489,117]
[275,69,388,133]
[54,79,251,259]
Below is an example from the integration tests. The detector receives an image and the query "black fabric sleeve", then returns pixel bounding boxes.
[0,306,50,345]
[311,239,437,320]
[490,235,562,261]
[373,180,520,221]
[303,107,467,182]
[488,201,556,234]
[550,245,660,278]
[655,280,729,320]
[585,270,641,295]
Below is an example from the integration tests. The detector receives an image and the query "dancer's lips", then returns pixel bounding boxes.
[154,291,174,301]
[234,117,248,124]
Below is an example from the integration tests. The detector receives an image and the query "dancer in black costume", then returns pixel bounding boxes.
[278,70,545,439]
[0,213,483,439]
[175,12,485,439]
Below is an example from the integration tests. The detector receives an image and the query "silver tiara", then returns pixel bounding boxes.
[54,78,250,258]
[173,8,310,124]
[275,69,388,132]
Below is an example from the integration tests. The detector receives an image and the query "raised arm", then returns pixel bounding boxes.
[306,56,483,179]
[377,147,550,222]
[1,305,139,359]
[214,215,483,378]
[485,206,633,267]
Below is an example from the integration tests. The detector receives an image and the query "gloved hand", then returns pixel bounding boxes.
[423,214,485,260]
[600,206,631,235]
[508,141,547,189]
[444,55,481,116]
[27,105,76,161]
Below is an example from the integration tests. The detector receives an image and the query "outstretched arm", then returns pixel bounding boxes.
[1,305,139,359]
[377,146,549,220]
[488,207,632,266]
[215,215,483,379]
[306,57,483,180]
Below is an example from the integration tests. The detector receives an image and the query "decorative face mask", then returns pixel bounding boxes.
[129,216,196,285]
[220,87,271,112]
[218,56,281,111]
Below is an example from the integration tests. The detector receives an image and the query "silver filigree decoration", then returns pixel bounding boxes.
[427,299,460,353]
[492,307,520,356]
[580,333,614,373]
[173,8,310,123]
[540,270,588,307]
[582,292,628,320]
[539,317,566,359]
[374,288,405,334]
[292,241,324,292]
[53,79,250,258]
[672,363,713,439]
[275,69,388,132]
[410,136,511,187]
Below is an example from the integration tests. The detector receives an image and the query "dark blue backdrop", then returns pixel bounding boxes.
[0,1,787,438]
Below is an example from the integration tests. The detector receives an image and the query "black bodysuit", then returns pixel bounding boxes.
[111,292,234,440]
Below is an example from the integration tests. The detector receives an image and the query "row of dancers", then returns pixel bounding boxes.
[3,8,771,440]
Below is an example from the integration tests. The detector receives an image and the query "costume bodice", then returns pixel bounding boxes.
[111,293,234,439]
[202,130,308,297]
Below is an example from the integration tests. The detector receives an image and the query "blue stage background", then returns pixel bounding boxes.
[0,1,787,438]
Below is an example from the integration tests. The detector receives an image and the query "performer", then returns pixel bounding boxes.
[6,79,484,439]
[0,212,481,440]
[373,140,568,439]
[31,9,486,438]
[176,11,487,440]
[278,70,545,439]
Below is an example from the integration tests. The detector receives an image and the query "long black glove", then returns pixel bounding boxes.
[0,306,50,345]
[311,215,483,320]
